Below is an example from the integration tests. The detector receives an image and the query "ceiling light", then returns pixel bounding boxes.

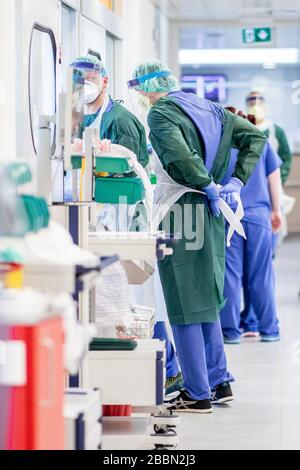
[263,63,276,70]
[179,48,299,65]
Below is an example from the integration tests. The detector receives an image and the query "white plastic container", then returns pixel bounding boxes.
[94,314,132,339]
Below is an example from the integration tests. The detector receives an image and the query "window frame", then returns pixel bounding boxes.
[28,22,57,155]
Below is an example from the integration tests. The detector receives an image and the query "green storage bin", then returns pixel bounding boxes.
[95,177,145,205]
[95,156,132,174]
[20,196,50,233]
[71,155,83,170]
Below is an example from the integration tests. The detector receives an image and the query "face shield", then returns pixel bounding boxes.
[71,61,103,105]
[127,70,171,90]
[127,71,171,123]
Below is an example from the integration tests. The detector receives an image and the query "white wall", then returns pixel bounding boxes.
[159,10,171,64]
[0,0,16,163]
[121,0,159,108]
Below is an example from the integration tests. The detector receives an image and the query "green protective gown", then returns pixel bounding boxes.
[148,98,267,326]
[80,98,149,168]
[264,125,292,185]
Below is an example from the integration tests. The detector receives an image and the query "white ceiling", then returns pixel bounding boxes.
[153,0,300,22]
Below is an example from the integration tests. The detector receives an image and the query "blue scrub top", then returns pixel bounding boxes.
[224,142,282,228]
[81,97,114,129]
[167,91,224,173]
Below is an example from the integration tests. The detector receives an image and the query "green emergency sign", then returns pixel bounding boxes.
[243,27,272,45]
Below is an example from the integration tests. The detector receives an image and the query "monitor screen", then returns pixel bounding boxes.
[182,74,227,103]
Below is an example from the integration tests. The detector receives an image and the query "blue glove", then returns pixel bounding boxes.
[203,182,221,218]
[221,178,243,205]
[223,192,239,207]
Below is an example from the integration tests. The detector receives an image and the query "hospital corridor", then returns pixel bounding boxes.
[178,239,300,451]
[0,0,300,456]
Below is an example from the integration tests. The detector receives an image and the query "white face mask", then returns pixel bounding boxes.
[84,81,101,105]
[247,104,266,123]
[138,95,151,111]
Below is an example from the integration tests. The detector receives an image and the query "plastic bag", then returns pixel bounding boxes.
[281,192,296,216]
[152,151,246,247]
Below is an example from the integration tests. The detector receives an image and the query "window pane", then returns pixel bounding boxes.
[106,34,115,97]
[61,5,77,92]
[29,25,56,154]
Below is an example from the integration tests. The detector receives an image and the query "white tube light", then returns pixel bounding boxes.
[179,48,299,65]
[263,63,277,70]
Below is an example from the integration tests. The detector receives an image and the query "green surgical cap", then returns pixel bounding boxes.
[132,59,179,93]
[72,55,108,77]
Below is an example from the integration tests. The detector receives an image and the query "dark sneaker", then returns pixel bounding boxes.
[165,373,184,396]
[211,382,234,405]
[166,390,213,414]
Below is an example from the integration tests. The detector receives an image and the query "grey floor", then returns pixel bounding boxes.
[178,238,300,450]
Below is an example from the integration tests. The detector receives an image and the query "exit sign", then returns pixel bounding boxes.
[243,27,273,45]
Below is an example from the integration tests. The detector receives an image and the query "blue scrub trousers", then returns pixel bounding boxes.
[240,231,278,332]
[272,233,279,258]
[221,221,279,340]
[240,293,259,333]
[153,322,180,379]
[171,321,234,401]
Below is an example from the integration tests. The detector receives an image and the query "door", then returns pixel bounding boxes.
[15,0,60,191]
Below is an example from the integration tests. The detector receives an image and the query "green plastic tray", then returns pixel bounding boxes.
[95,156,131,174]
[71,155,83,170]
[90,338,138,351]
[20,196,50,233]
[94,177,145,205]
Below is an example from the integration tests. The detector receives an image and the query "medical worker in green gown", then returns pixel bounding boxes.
[72,55,149,168]
[246,91,292,185]
[128,60,267,413]
[71,55,149,231]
